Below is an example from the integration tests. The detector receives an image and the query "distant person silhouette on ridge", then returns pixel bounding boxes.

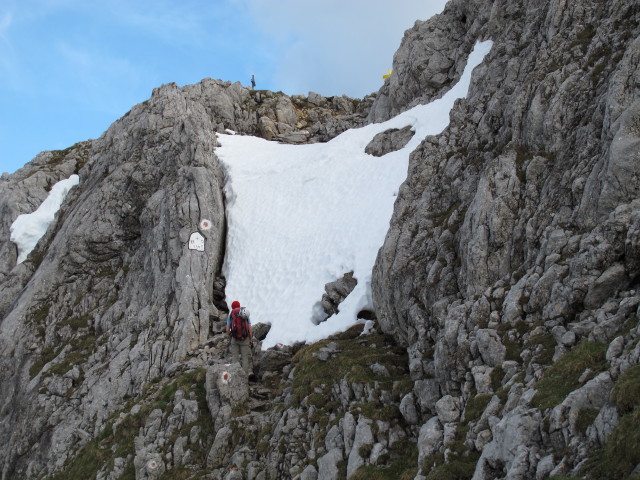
[251,74,256,89]
[226,300,253,375]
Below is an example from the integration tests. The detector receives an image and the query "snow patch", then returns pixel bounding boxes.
[10,174,79,264]
[217,41,493,349]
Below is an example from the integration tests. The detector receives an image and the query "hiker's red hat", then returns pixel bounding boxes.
[231,300,240,309]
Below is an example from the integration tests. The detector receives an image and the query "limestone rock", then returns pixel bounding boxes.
[583,264,628,309]
[297,464,318,480]
[414,379,441,414]
[417,417,444,468]
[399,392,420,425]
[1,0,640,478]
[472,407,542,480]
[346,416,374,477]
[476,329,506,367]
[206,363,249,427]
[435,395,463,423]
[316,272,358,323]
[317,448,343,480]
[364,126,415,157]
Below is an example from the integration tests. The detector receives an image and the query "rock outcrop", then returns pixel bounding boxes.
[0,78,369,479]
[0,0,639,479]
[372,0,640,478]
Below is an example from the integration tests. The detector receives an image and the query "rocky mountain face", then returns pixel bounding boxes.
[0,0,638,479]
[372,0,640,478]
[0,78,369,480]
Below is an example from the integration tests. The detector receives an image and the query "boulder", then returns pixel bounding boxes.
[317,448,343,480]
[583,264,628,309]
[417,417,444,467]
[205,363,249,426]
[365,126,415,157]
[476,329,506,367]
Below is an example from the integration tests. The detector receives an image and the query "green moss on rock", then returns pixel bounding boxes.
[532,341,607,410]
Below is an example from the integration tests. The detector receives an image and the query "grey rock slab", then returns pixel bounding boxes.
[476,329,506,367]
[364,126,415,157]
[317,448,343,480]
[347,416,374,477]
[584,264,628,309]
[206,363,249,426]
[435,395,463,423]
[417,416,444,467]
[414,379,441,414]
[298,464,318,480]
[471,407,542,480]
[399,392,420,425]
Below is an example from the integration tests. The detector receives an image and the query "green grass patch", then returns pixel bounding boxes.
[350,440,418,480]
[491,366,505,392]
[158,467,194,480]
[392,377,415,401]
[290,325,409,406]
[47,333,98,377]
[310,401,341,426]
[30,304,50,326]
[47,427,119,480]
[570,24,596,52]
[575,408,599,435]
[514,321,529,336]
[527,332,556,366]
[307,391,329,409]
[620,315,640,339]
[425,453,479,480]
[611,365,640,415]
[351,402,403,423]
[46,368,213,480]
[422,421,479,480]
[60,314,92,331]
[231,401,249,417]
[463,394,492,423]
[30,345,63,379]
[25,248,46,268]
[29,304,48,339]
[497,321,529,363]
[358,443,374,458]
[583,408,640,479]
[531,341,608,410]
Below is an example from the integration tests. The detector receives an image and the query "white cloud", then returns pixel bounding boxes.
[244,0,448,97]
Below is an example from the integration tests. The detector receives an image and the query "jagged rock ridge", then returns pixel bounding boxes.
[0,0,638,479]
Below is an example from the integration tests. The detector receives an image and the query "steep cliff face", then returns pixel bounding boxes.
[0,82,226,478]
[0,0,639,479]
[373,0,640,477]
[0,79,369,479]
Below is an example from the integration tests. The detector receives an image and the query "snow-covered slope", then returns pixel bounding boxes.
[217,40,493,349]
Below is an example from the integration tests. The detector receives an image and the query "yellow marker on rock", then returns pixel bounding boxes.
[382,69,392,79]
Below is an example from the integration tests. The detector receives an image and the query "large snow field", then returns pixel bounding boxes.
[217,41,493,349]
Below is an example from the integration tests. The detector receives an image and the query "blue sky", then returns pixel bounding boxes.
[0,0,448,174]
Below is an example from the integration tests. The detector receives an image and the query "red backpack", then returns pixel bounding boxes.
[230,307,249,339]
